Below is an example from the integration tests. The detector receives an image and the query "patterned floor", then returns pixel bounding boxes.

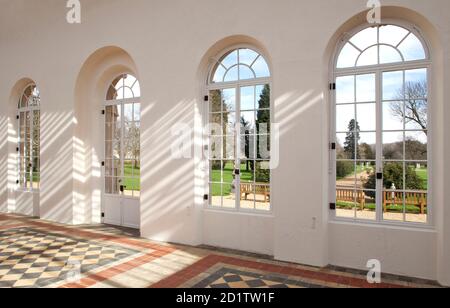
[0,214,442,288]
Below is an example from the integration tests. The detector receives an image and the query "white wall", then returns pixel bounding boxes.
[0,0,449,285]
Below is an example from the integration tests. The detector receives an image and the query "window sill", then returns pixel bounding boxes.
[329,217,435,232]
[204,206,274,218]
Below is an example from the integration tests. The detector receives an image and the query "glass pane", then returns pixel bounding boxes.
[210,183,222,207]
[405,191,427,223]
[209,90,223,113]
[383,161,404,191]
[336,161,356,189]
[256,135,270,160]
[405,100,427,130]
[222,88,236,112]
[223,136,235,160]
[336,188,357,219]
[210,160,222,183]
[224,66,239,82]
[358,133,376,160]
[405,69,428,99]
[222,184,235,208]
[383,190,405,222]
[256,108,270,134]
[383,71,404,101]
[252,55,270,78]
[357,46,378,66]
[221,50,238,68]
[241,111,255,134]
[213,65,226,83]
[124,177,140,194]
[356,190,376,221]
[240,183,255,210]
[255,184,270,211]
[210,136,222,160]
[398,33,426,61]
[380,45,402,64]
[336,76,355,104]
[337,43,360,68]
[256,84,270,110]
[255,161,270,184]
[405,132,427,161]
[336,104,355,133]
[356,161,376,190]
[357,104,376,131]
[241,86,255,111]
[383,101,404,131]
[336,133,352,160]
[209,113,221,136]
[124,104,133,122]
[356,74,375,102]
[241,134,255,160]
[224,112,236,136]
[222,161,234,183]
[239,49,259,66]
[350,27,378,51]
[406,162,428,191]
[239,65,255,80]
[379,25,409,46]
[133,104,141,122]
[383,132,404,160]
[239,160,255,183]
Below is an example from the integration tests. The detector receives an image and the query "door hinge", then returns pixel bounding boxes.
[101,110,105,115]
[16,180,19,185]
[204,95,209,102]
[331,142,336,150]
[330,83,336,91]
[101,212,105,218]
[330,203,336,210]
[16,147,19,152]
[203,194,209,201]
[377,172,383,180]
[101,161,105,167]
[16,115,20,120]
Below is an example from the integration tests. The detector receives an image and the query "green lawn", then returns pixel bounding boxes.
[415,167,428,188]
[123,162,140,191]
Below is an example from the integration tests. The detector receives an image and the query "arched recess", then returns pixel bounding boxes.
[323,6,444,225]
[6,78,41,216]
[323,6,446,282]
[74,46,140,225]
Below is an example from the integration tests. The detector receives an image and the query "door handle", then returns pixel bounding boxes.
[120,185,126,192]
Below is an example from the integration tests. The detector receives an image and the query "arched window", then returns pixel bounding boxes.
[332,24,430,224]
[206,47,271,212]
[104,74,141,199]
[18,84,41,191]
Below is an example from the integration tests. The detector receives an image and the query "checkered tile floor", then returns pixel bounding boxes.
[194,268,307,288]
[0,228,138,288]
[0,214,443,288]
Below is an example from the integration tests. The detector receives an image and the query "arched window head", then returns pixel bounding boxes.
[336,24,428,69]
[210,48,270,83]
[106,74,140,100]
[19,84,40,109]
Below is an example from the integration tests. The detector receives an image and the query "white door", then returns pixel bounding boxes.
[103,76,141,229]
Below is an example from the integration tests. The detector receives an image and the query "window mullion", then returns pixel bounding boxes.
[376,70,383,222]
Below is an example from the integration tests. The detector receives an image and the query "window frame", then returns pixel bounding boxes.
[17,83,41,192]
[330,21,433,228]
[103,74,141,200]
[204,45,273,215]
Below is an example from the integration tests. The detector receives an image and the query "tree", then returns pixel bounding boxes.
[358,143,374,160]
[390,80,428,135]
[256,85,271,160]
[344,119,360,159]
[241,116,253,171]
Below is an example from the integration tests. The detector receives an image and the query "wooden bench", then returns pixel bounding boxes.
[336,189,366,210]
[240,183,270,202]
[384,191,427,214]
